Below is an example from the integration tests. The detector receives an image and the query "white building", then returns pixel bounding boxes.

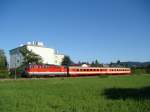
[9,41,65,68]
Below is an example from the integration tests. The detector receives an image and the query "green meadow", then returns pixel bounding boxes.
[0,74,150,112]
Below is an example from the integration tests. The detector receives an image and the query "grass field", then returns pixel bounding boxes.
[0,74,150,112]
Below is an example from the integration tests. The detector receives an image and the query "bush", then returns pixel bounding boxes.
[131,68,146,75]
[0,70,9,78]
[146,65,150,74]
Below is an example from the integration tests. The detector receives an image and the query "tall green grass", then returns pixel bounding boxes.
[0,74,150,112]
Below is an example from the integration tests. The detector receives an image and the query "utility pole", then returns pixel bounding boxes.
[15,67,16,80]
[14,55,17,80]
[67,65,69,77]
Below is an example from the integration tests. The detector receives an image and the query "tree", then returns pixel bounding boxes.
[90,59,102,67]
[61,55,73,77]
[109,62,113,67]
[146,64,150,74]
[0,49,9,78]
[0,49,8,69]
[19,46,43,66]
[91,61,95,67]
[95,59,99,67]
[61,55,73,66]
[117,60,120,65]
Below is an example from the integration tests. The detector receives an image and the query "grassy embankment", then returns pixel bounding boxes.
[0,74,150,112]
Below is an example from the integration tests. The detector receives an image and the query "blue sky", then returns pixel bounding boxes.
[0,0,150,63]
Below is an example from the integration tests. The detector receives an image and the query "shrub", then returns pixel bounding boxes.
[0,70,9,78]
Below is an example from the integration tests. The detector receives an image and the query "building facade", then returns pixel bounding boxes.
[9,41,65,68]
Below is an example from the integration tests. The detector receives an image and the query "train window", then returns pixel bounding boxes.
[77,69,79,71]
[97,69,99,71]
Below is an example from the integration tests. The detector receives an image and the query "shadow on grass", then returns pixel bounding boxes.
[103,86,150,100]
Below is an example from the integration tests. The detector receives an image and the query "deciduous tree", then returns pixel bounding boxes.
[20,46,43,66]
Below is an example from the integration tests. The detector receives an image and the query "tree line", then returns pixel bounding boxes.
[0,49,9,78]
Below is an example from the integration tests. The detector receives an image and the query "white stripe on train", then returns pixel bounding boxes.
[28,71,130,75]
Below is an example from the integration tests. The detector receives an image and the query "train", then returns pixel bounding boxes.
[15,64,131,77]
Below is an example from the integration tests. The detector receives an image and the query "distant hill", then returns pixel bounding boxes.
[120,61,150,67]
[110,61,150,68]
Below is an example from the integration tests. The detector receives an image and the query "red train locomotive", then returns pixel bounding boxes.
[19,64,131,77]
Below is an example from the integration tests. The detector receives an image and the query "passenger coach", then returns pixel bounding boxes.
[18,64,131,77]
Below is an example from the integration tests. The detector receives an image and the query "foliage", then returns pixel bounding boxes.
[0,49,9,78]
[19,46,43,66]
[61,55,73,66]
[0,49,8,69]
[0,70,9,78]
[116,60,121,65]
[131,67,150,75]
[0,75,150,112]
[91,59,103,67]
[146,64,150,74]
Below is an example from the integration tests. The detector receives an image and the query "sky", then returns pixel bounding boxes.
[0,0,150,63]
